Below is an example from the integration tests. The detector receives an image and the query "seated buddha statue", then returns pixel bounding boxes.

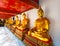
[6,18,14,29]
[5,19,8,26]
[15,16,20,26]
[8,18,14,25]
[28,7,52,45]
[18,13,29,31]
[18,13,29,41]
[12,16,20,28]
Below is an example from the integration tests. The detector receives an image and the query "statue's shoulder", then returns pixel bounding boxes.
[43,17,50,24]
[36,18,41,21]
[43,17,48,20]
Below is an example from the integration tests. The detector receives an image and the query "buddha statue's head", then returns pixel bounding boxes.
[38,7,44,18]
[22,13,28,27]
[16,16,18,20]
[22,13,26,19]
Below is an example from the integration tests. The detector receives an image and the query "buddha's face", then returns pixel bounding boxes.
[36,22,41,29]
[22,19,28,26]
[38,8,44,18]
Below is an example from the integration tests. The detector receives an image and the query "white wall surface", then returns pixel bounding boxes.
[25,0,60,46]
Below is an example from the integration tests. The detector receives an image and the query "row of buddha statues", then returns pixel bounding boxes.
[5,7,53,46]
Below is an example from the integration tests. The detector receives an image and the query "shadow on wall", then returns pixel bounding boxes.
[44,5,55,46]
[43,0,60,46]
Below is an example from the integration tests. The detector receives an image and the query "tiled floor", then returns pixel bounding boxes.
[0,27,25,46]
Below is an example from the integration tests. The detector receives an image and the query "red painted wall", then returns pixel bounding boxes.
[0,0,39,19]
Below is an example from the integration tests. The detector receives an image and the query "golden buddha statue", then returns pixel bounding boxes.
[17,13,29,41]
[5,19,8,24]
[11,15,21,33]
[18,13,29,31]
[28,7,53,46]
[5,18,9,27]
[12,15,20,29]
[15,16,20,26]
[6,18,14,29]
[8,18,14,25]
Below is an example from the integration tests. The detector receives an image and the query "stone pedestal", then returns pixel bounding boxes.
[15,28,23,40]
[23,34,38,46]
